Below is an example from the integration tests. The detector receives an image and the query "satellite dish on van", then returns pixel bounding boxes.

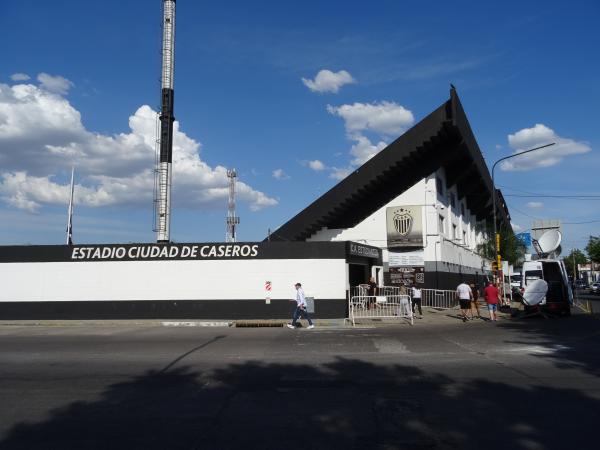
[533,229,562,258]
[523,279,548,306]
[538,229,561,253]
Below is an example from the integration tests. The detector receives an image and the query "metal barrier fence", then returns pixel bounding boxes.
[420,289,457,309]
[347,285,413,326]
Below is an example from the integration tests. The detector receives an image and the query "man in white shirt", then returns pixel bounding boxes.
[287,283,315,329]
[456,282,473,323]
[411,285,423,318]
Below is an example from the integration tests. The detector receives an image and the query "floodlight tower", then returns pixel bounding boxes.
[226,169,240,242]
[154,0,176,243]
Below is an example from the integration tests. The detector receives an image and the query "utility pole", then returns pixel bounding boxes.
[491,143,555,279]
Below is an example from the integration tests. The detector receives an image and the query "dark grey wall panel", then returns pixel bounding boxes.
[0,299,347,320]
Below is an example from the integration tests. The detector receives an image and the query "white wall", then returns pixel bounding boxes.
[0,259,347,302]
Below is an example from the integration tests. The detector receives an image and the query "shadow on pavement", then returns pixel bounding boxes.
[1,354,599,449]
[496,309,600,377]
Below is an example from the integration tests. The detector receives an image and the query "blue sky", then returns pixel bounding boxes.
[0,0,598,254]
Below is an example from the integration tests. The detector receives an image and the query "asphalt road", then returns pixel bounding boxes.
[1,310,600,450]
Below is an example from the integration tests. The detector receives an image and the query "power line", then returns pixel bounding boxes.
[509,206,543,220]
[504,194,600,200]
[497,184,600,197]
[563,219,600,224]
[510,206,600,226]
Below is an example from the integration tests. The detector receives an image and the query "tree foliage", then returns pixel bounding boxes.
[476,223,527,266]
[586,236,600,264]
[563,249,588,278]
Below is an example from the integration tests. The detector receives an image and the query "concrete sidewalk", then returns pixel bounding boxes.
[0,305,514,328]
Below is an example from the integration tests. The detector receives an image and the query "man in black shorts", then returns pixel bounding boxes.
[456,281,473,322]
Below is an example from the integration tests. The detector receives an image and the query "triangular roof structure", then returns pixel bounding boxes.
[269,88,510,242]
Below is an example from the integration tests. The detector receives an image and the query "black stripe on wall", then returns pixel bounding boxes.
[0,241,381,264]
[0,299,347,320]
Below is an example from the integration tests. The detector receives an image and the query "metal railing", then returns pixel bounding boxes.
[347,285,413,326]
[420,289,457,309]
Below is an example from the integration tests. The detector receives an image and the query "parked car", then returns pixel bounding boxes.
[591,282,600,294]
[510,273,522,289]
[574,280,588,289]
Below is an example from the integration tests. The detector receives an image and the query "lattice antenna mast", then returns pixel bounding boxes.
[226,169,240,242]
[154,0,176,243]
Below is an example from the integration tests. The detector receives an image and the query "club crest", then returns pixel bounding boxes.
[393,208,413,236]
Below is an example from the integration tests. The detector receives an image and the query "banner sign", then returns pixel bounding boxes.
[389,266,425,286]
[386,205,423,248]
[0,241,381,264]
[347,242,381,260]
[0,241,370,263]
[516,232,532,248]
[388,250,424,267]
[70,243,260,261]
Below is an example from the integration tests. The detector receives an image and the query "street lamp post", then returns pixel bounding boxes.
[491,143,555,279]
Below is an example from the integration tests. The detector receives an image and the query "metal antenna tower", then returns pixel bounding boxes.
[226,169,240,242]
[153,0,176,243]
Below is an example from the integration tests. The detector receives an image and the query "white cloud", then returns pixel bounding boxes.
[500,124,591,171]
[10,73,30,81]
[526,201,544,209]
[324,101,414,180]
[302,69,355,93]
[330,166,353,180]
[0,79,277,213]
[326,135,387,179]
[511,222,522,232]
[37,73,74,95]
[308,160,325,171]
[348,135,387,166]
[272,169,289,180]
[327,101,414,136]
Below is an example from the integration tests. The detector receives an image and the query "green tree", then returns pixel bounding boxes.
[586,236,600,264]
[563,249,588,279]
[476,223,527,266]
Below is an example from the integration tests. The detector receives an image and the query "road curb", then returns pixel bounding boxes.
[0,318,349,328]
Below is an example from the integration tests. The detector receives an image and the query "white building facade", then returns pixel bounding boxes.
[307,169,492,289]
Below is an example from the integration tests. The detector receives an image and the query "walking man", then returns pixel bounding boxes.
[456,281,473,322]
[469,283,481,319]
[484,280,500,322]
[287,282,315,329]
[411,284,423,318]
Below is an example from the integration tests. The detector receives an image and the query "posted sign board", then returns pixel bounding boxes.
[386,205,424,248]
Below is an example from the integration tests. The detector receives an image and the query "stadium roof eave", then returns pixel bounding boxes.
[267,87,510,242]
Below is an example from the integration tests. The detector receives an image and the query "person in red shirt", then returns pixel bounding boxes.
[483,281,500,321]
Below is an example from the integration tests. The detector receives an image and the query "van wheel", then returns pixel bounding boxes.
[563,308,571,317]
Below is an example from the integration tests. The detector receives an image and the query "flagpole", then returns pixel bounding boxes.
[66,167,75,245]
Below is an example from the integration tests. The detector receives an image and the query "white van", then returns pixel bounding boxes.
[521,259,573,315]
